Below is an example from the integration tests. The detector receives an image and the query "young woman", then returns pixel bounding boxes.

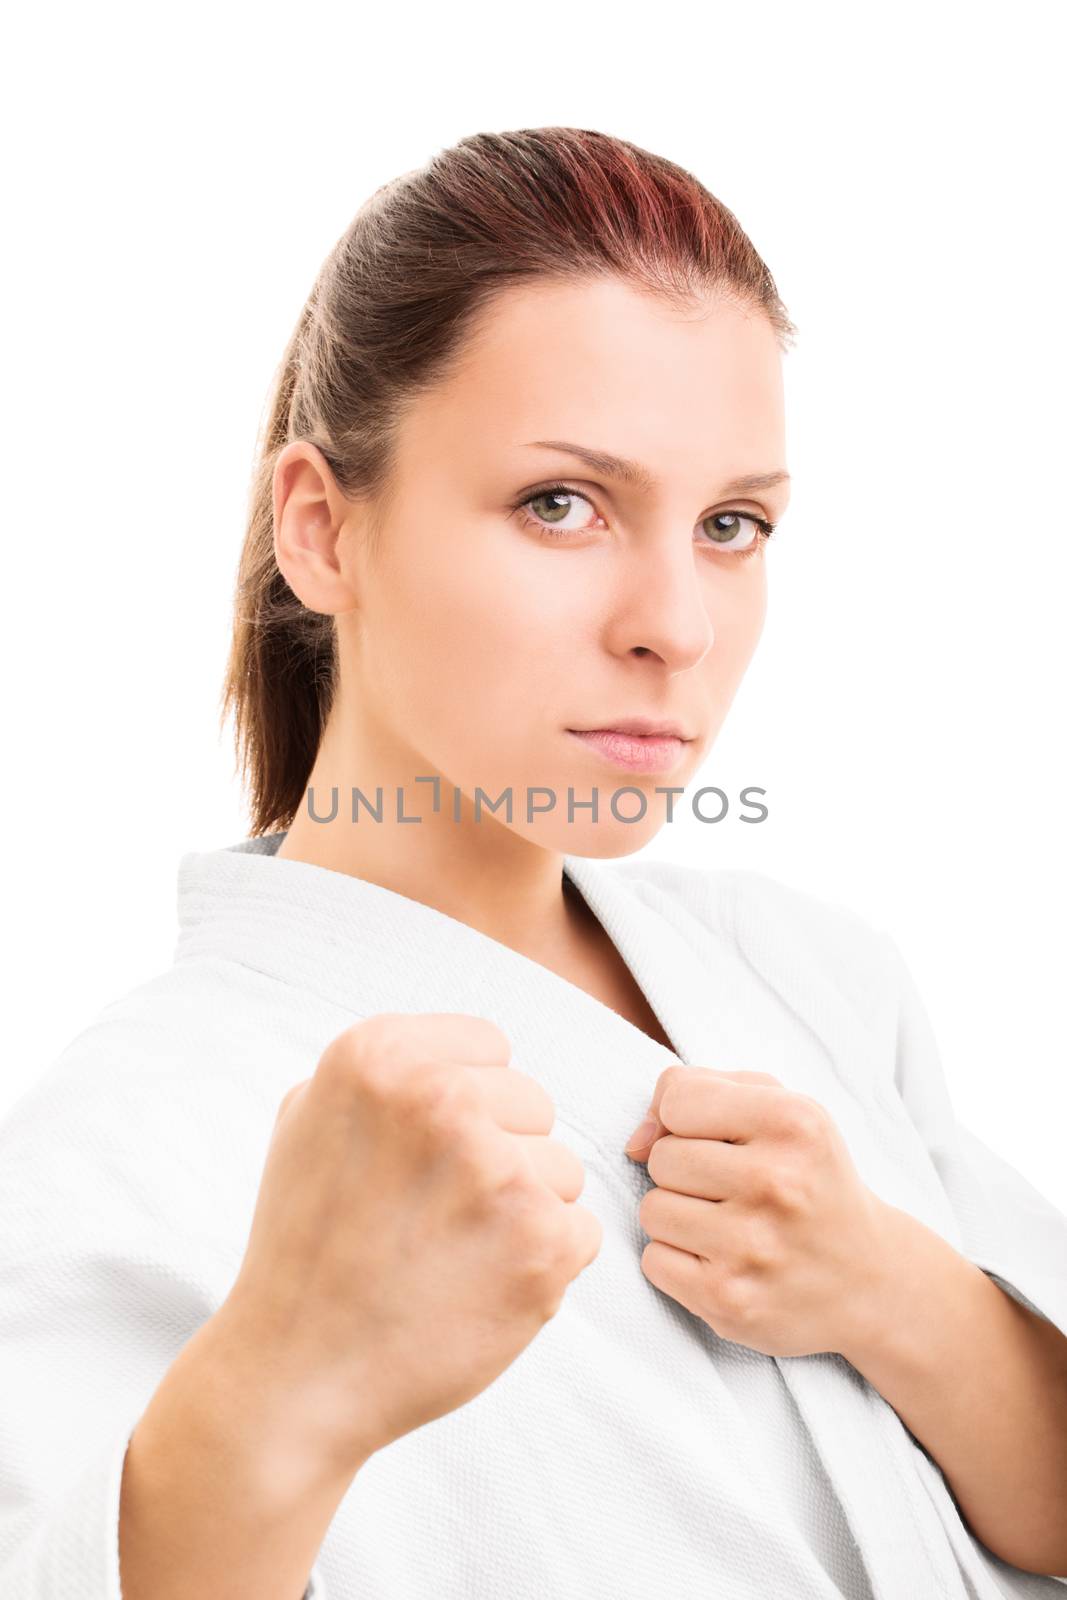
[1,127,1065,1600]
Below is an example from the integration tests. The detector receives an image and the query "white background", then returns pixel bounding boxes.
[4,2,1064,1212]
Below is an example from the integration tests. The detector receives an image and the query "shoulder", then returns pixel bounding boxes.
[609,853,883,940]
[16,949,356,1097]
[8,957,315,1112]
[0,955,354,1256]
[609,855,897,1016]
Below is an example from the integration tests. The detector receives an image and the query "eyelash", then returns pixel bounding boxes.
[508,481,778,559]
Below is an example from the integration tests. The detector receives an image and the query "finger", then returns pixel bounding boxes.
[626,1068,761,1160]
[513,1133,587,1202]
[645,1133,749,1199]
[419,1012,515,1063]
[625,1065,697,1158]
[465,1064,556,1136]
[562,1199,605,1277]
[353,1011,516,1067]
[653,1069,790,1145]
[639,1238,707,1321]
[639,1185,725,1256]
[716,1069,781,1087]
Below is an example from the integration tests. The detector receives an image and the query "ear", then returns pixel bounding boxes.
[272,440,362,613]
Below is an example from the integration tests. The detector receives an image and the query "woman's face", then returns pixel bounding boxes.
[309,274,789,858]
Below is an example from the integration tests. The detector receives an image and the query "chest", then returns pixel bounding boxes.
[598,970,675,1052]
[553,904,677,1054]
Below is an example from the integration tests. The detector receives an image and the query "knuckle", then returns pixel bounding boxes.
[714,1270,756,1326]
[757,1163,809,1213]
[513,1202,566,1282]
[779,1095,826,1144]
[359,1013,423,1069]
[741,1216,782,1271]
[320,1013,407,1089]
[456,1129,508,1188]
[407,1067,479,1134]
[275,1078,310,1120]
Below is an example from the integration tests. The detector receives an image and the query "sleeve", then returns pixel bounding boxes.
[883,930,1067,1337]
[0,1073,331,1599]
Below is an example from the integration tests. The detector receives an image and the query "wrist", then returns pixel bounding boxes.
[835,1197,934,1372]
[199,1291,386,1493]
[835,1197,984,1386]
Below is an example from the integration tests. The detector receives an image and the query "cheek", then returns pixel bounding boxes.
[708,562,767,662]
[367,532,582,742]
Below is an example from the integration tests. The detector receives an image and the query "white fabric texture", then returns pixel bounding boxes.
[1,831,1065,1599]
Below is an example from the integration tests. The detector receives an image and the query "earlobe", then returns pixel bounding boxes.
[273,514,357,615]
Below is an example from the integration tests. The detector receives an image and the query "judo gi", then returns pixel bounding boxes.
[1,831,1064,1598]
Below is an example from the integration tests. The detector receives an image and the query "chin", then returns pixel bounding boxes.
[521,812,670,860]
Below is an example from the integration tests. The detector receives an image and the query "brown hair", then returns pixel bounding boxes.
[220,126,798,837]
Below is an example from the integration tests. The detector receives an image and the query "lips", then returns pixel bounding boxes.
[571,718,693,740]
[566,727,690,775]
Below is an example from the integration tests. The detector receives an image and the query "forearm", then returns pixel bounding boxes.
[841,1199,1067,1577]
[119,1301,374,1600]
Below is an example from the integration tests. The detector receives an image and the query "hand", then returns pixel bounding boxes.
[225,1013,603,1475]
[624,1065,894,1359]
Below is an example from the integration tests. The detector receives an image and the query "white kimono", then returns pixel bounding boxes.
[1,832,1065,1599]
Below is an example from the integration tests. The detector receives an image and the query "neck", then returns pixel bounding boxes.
[274,712,588,967]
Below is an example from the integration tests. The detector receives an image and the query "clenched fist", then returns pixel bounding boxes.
[625,1064,893,1359]
[221,1012,603,1474]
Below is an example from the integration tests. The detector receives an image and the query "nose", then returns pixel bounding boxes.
[605,535,715,674]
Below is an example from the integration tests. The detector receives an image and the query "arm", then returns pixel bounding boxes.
[839,1197,1067,1577]
[847,929,1067,1579]
[0,1215,343,1600]
[119,1297,375,1600]
[0,1034,344,1599]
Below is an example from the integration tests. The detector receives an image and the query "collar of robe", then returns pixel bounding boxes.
[176,831,958,1244]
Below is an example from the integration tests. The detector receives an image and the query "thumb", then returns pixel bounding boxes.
[624,1111,661,1160]
[624,1064,684,1160]
[625,1086,668,1161]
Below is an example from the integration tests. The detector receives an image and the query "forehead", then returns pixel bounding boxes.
[402,275,786,474]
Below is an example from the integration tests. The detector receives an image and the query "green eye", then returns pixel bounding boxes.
[528,489,592,526]
[699,512,774,553]
[509,483,777,557]
[513,483,600,541]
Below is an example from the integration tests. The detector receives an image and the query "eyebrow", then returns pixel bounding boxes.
[525,439,791,499]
